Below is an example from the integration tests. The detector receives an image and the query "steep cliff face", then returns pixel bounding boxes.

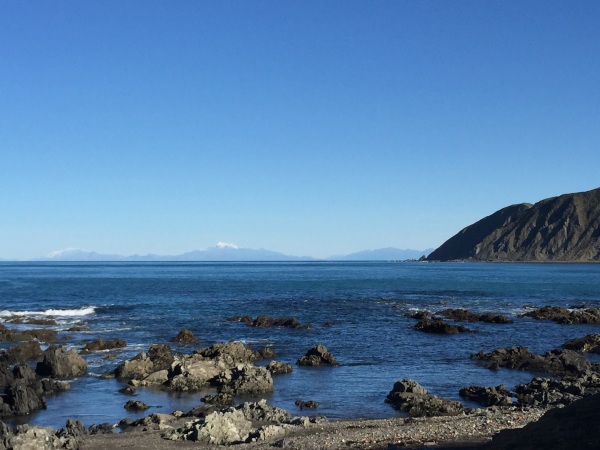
[428,188,600,262]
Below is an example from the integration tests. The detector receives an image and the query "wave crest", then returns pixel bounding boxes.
[0,306,96,317]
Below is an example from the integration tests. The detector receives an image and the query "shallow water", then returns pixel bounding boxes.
[1,261,599,428]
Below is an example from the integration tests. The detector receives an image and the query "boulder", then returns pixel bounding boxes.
[266,361,293,375]
[459,385,512,406]
[201,392,234,407]
[81,339,126,353]
[414,318,473,334]
[35,346,87,379]
[295,400,319,410]
[172,329,200,343]
[258,346,276,359]
[114,344,173,380]
[189,409,253,444]
[385,378,464,417]
[124,400,150,411]
[296,344,338,366]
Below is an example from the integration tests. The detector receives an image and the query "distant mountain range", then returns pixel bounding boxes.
[428,187,600,262]
[30,242,433,262]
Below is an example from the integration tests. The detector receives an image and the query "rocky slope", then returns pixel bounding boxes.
[428,187,600,262]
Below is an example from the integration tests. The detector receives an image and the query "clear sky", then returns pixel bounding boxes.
[1,1,599,259]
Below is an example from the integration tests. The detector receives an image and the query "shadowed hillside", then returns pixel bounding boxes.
[428,187,600,262]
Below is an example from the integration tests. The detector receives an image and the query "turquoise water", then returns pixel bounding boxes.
[1,261,599,428]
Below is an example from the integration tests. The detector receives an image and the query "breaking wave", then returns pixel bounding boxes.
[0,306,96,317]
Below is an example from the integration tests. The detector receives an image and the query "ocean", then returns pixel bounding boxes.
[1,261,599,428]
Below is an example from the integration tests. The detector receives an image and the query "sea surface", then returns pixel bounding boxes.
[1,261,600,429]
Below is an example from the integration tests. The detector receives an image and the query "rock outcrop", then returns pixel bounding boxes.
[437,308,513,324]
[81,339,126,353]
[115,341,273,396]
[1,362,70,418]
[563,334,600,353]
[227,315,312,329]
[521,306,600,324]
[414,318,473,334]
[471,346,595,379]
[427,187,600,262]
[164,400,319,445]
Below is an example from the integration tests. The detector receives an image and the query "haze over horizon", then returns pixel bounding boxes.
[1,1,598,260]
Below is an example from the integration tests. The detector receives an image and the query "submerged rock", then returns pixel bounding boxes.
[437,308,513,324]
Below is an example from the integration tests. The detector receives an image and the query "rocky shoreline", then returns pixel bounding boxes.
[2,309,600,449]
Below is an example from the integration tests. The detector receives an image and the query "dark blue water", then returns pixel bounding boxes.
[1,262,599,428]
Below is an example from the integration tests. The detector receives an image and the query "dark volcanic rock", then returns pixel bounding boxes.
[459,384,512,406]
[414,318,473,334]
[427,187,600,262]
[1,362,70,418]
[0,340,43,364]
[483,393,600,450]
[229,315,312,329]
[521,306,600,324]
[515,377,585,406]
[471,346,594,378]
[385,378,464,417]
[36,346,88,379]
[563,334,600,353]
[296,344,339,366]
[81,339,127,353]
[172,329,200,343]
[437,308,513,324]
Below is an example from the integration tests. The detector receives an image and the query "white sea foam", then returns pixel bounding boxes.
[0,306,96,317]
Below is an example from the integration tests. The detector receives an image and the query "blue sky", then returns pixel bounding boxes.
[1,1,599,259]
